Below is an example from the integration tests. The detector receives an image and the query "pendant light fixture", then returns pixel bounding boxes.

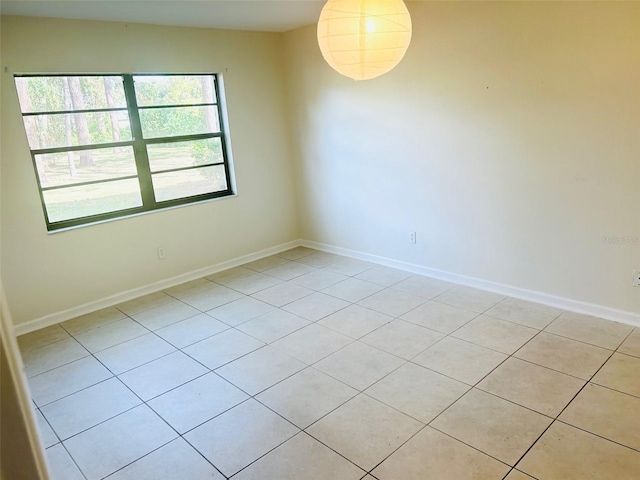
[317,0,412,81]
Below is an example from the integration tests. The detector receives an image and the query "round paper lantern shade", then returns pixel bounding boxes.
[317,0,412,81]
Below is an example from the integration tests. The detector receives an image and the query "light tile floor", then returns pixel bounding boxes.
[18,247,640,479]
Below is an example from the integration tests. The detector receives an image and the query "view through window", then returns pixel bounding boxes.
[15,74,233,231]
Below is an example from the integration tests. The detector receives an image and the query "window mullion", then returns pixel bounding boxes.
[122,75,156,208]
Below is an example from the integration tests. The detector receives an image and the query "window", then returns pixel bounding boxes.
[15,74,233,231]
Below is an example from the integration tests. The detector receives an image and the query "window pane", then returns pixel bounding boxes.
[43,178,143,223]
[133,75,216,107]
[23,111,131,150]
[147,138,223,172]
[152,165,227,202]
[35,146,137,188]
[139,106,219,139]
[15,76,126,113]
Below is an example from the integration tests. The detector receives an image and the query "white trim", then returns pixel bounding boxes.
[1,283,51,479]
[14,239,302,336]
[14,236,640,335]
[301,240,640,328]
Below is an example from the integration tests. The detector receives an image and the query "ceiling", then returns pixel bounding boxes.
[0,0,327,33]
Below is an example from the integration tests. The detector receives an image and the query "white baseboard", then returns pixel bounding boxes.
[302,239,640,328]
[14,239,302,336]
[14,237,640,336]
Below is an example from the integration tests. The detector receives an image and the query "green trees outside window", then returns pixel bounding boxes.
[15,74,233,230]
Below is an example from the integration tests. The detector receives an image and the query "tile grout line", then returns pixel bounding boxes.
[86,340,226,479]
[360,313,562,475]
[36,278,529,477]
[20,252,638,478]
[509,326,632,475]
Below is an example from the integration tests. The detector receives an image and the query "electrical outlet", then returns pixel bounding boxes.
[409,231,417,244]
[157,247,167,260]
[634,270,640,287]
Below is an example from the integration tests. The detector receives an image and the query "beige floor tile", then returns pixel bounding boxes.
[257,368,357,428]
[223,272,283,294]
[22,337,89,378]
[372,426,509,480]
[252,283,314,307]
[314,341,405,390]
[35,409,59,448]
[560,383,640,450]
[61,307,127,335]
[207,297,274,326]
[452,315,537,354]
[431,389,552,465]
[318,305,393,339]
[514,332,612,380]
[29,356,112,407]
[63,405,177,480]
[354,266,412,287]
[271,324,353,364]
[130,300,200,331]
[233,432,365,480]
[42,378,140,440]
[290,269,348,291]
[477,357,585,416]
[183,329,264,369]
[180,285,244,311]
[401,300,477,334]
[107,438,224,480]
[244,255,291,272]
[276,246,316,261]
[322,278,384,303]
[237,309,310,343]
[485,297,563,329]
[185,399,298,477]
[296,251,341,267]
[358,288,426,317]
[205,266,255,284]
[94,333,175,375]
[18,325,70,353]
[435,286,505,313]
[282,292,350,321]
[74,318,149,353]
[324,257,374,276]
[391,275,455,299]
[366,363,469,423]
[504,470,535,480]
[263,261,316,281]
[148,372,248,434]
[592,352,640,397]
[163,278,217,300]
[361,319,444,360]
[544,312,633,350]
[307,394,423,471]
[518,421,640,480]
[154,313,228,348]
[116,292,175,316]
[413,336,507,385]
[619,328,640,358]
[46,444,84,480]
[119,351,208,401]
[216,346,305,395]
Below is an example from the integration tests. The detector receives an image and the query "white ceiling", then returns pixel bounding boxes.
[0,0,327,33]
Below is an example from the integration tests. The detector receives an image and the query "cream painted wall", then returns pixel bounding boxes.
[284,1,640,315]
[1,16,299,325]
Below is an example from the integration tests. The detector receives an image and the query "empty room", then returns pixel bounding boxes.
[1,0,639,479]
